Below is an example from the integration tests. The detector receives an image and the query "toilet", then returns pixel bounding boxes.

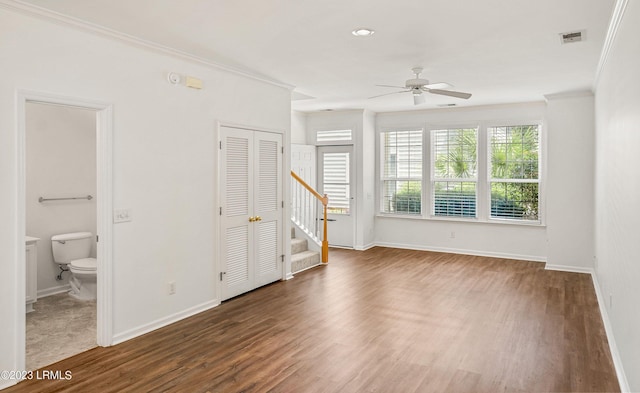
[51,232,97,300]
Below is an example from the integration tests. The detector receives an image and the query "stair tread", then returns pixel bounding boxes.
[291,250,320,261]
[290,237,308,254]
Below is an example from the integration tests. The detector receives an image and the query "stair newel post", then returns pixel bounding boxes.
[321,194,329,264]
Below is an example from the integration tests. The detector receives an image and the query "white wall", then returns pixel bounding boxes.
[594,1,640,390]
[304,103,588,261]
[291,111,307,144]
[375,103,549,261]
[359,110,376,248]
[0,7,290,385]
[26,103,97,296]
[544,93,596,271]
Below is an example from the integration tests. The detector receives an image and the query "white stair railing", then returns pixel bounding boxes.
[290,170,328,263]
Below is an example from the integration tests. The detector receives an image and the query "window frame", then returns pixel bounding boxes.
[379,126,425,216]
[486,122,543,224]
[321,150,351,215]
[316,129,353,143]
[429,125,480,220]
[377,120,544,226]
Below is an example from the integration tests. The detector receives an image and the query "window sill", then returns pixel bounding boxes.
[376,213,545,227]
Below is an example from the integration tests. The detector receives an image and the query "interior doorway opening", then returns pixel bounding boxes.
[16,91,114,373]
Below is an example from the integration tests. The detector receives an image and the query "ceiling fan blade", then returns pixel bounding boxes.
[423,82,453,90]
[413,93,426,105]
[369,90,409,99]
[375,84,408,89]
[427,89,472,99]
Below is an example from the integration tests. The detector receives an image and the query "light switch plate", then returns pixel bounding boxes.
[113,208,132,223]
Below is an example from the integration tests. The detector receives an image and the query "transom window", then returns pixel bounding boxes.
[316,129,352,142]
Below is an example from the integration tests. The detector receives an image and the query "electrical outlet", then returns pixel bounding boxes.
[168,281,176,295]
[450,231,456,239]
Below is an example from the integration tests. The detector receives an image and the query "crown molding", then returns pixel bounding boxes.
[544,90,594,101]
[0,0,295,91]
[593,0,629,89]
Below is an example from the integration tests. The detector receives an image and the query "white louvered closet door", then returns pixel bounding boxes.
[254,132,283,287]
[219,126,282,301]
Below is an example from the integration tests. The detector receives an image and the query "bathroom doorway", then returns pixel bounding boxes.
[16,91,114,372]
[25,102,97,370]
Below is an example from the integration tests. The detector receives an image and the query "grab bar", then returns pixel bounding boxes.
[39,195,93,203]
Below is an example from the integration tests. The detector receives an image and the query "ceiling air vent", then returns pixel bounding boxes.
[560,30,585,44]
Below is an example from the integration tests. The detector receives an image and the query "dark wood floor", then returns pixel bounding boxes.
[6,247,619,393]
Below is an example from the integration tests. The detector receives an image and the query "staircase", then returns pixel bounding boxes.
[291,228,321,273]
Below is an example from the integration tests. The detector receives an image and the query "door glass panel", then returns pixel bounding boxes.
[323,152,350,214]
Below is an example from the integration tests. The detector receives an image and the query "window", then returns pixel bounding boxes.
[489,125,540,221]
[379,122,542,224]
[316,129,352,142]
[381,130,422,214]
[432,128,478,217]
[322,152,350,214]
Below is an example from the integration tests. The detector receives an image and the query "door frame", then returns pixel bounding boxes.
[317,144,356,249]
[15,90,114,370]
[215,121,288,301]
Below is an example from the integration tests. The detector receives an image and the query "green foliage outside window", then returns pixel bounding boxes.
[385,125,539,221]
[391,182,421,214]
[490,125,539,220]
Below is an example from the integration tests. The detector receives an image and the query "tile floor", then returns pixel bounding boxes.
[26,292,96,370]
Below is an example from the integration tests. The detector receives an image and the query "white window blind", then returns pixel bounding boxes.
[317,129,352,142]
[431,128,478,218]
[381,130,422,214]
[322,152,350,214]
[489,125,540,221]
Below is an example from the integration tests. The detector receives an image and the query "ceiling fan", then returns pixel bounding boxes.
[370,67,472,105]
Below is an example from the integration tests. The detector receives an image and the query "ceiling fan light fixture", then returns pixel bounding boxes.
[352,28,374,37]
[370,67,472,105]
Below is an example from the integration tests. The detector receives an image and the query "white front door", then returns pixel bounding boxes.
[318,145,355,248]
[219,126,283,301]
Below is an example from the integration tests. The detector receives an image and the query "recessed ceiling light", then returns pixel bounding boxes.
[352,28,374,37]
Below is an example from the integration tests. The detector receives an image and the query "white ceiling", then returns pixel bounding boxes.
[20,0,615,112]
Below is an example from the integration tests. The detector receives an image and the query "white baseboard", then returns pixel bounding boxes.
[37,284,71,298]
[354,243,376,251]
[0,379,16,390]
[285,272,294,280]
[112,299,220,345]
[544,264,593,274]
[589,272,631,392]
[374,241,546,263]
